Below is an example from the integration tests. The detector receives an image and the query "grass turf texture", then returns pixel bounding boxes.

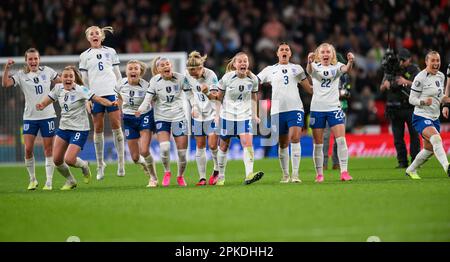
[0,157,449,241]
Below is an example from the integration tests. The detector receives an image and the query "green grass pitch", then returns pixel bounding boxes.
[0,157,449,242]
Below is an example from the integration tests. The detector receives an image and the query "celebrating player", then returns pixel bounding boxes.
[36,66,117,190]
[257,42,312,183]
[306,43,354,183]
[115,60,158,187]
[406,51,450,179]
[79,26,125,180]
[136,57,195,187]
[215,52,264,186]
[185,51,221,186]
[2,48,60,190]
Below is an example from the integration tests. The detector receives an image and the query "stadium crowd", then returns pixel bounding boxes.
[0,0,449,130]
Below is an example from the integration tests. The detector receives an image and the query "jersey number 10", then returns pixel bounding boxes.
[35,85,43,95]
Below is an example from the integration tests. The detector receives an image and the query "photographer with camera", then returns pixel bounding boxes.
[380,48,420,168]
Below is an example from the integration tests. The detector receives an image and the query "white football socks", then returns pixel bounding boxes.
[196,147,207,180]
[112,128,125,175]
[243,147,254,177]
[25,157,36,181]
[93,132,105,169]
[177,149,187,177]
[278,146,289,177]
[291,142,301,178]
[336,137,348,173]
[430,135,449,172]
[313,144,324,175]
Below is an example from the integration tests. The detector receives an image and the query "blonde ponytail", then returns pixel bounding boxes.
[150,57,160,76]
[187,51,207,68]
[85,26,114,42]
[225,57,236,73]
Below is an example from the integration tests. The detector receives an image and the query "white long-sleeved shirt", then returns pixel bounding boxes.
[409,69,445,120]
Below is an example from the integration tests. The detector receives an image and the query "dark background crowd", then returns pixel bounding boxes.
[1,0,449,130]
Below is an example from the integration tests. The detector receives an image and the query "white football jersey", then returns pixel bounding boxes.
[185,67,219,121]
[79,46,120,96]
[310,62,345,112]
[145,72,192,122]
[257,63,307,115]
[48,84,94,131]
[115,78,151,115]
[11,66,58,120]
[410,70,446,120]
[219,71,259,121]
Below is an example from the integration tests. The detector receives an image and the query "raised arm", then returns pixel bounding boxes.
[36,96,54,111]
[2,59,15,88]
[306,52,315,75]
[136,91,155,117]
[300,77,313,94]
[81,71,89,88]
[113,65,122,83]
[340,52,355,74]
[252,92,259,123]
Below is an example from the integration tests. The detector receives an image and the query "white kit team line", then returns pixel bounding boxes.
[2,26,450,191]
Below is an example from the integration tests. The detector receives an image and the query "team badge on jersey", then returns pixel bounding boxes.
[105,53,110,59]
[41,74,47,81]
[247,84,253,90]
[174,85,179,92]
[70,95,76,102]
[97,54,102,60]
[331,69,337,77]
